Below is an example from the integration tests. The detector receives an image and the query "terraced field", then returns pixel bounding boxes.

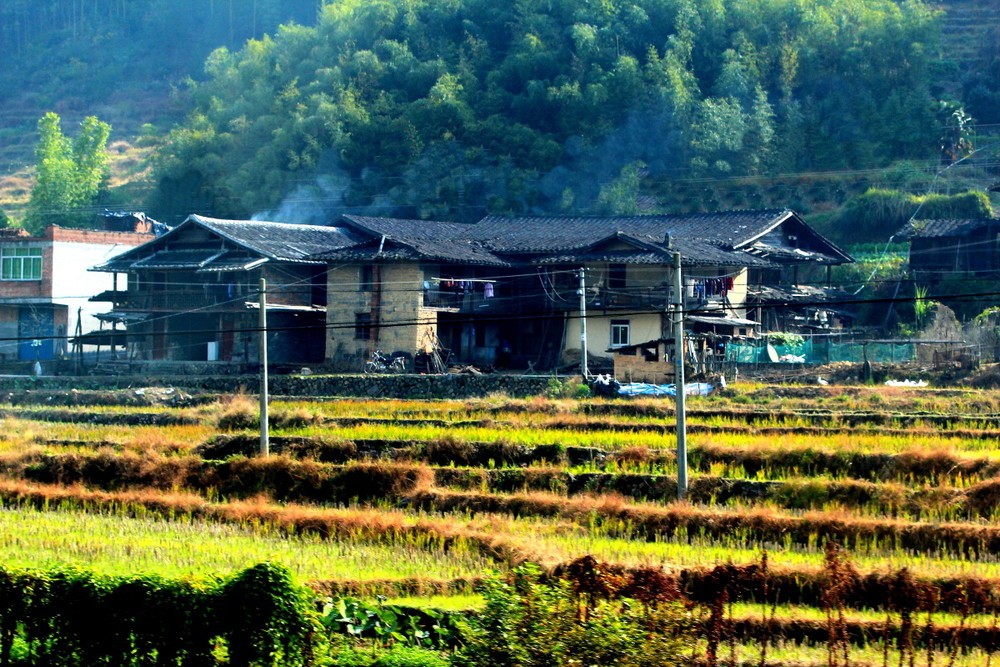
[3,383,1000,666]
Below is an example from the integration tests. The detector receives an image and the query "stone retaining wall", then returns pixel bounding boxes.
[0,373,555,399]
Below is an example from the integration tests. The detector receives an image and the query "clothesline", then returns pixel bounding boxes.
[429,277,496,283]
[685,276,736,299]
[426,277,497,299]
[686,268,744,279]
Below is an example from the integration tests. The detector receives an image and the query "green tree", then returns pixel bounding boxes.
[25,112,111,233]
[596,161,646,215]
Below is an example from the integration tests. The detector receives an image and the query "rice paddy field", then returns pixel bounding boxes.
[4,381,1000,666]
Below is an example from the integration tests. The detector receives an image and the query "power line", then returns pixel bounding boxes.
[13,283,1000,348]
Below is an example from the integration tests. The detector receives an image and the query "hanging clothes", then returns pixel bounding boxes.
[484,282,494,298]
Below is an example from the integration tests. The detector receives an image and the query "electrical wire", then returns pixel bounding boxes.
[15,283,1000,348]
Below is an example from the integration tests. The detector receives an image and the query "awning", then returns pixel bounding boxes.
[94,311,149,324]
[244,303,325,312]
[131,249,225,269]
[70,330,127,347]
[196,254,269,272]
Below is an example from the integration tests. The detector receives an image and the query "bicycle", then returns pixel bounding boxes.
[363,350,407,373]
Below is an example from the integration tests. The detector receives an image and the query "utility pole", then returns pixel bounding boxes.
[672,252,688,499]
[578,267,588,378]
[259,277,269,457]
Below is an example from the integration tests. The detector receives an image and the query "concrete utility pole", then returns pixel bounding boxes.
[578,267,589,378]
[259,277,269,457]
[672,252,688,499]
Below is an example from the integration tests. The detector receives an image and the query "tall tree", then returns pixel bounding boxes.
[25,112,112,233]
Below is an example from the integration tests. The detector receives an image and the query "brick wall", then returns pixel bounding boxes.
[614,344,675,384]
[45,226,151,247]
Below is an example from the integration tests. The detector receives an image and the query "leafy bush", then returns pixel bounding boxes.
[322,597,464,650]
[544,377,590,399]
[455,565,692,667]
[0,562,319,667]
[832,188,993,244]
[219,562,320,667]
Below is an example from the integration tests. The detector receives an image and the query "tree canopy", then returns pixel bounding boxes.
[152,0,943,223]
[25,112,112,233]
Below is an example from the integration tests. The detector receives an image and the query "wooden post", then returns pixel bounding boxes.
[578,268,588,378]
[259,277,269,457]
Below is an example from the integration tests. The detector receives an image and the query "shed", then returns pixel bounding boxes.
[610,338,676,384]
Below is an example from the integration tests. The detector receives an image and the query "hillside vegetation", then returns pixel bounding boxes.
[0,1,318,173]
[150,0,947,224]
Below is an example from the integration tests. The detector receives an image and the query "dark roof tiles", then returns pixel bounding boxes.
[192,215,364,261]
[897,218,999,239]
[337,209,844,267]
[94,209,848,273]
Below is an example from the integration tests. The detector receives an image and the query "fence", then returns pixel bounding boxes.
[727,337,919,365]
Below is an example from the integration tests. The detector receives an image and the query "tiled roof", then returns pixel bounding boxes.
[896,218,999,239]
[94,209,848,273]
[319,216,510,265]
[475,209,796,251]
[92,215,367,271]
[745,242,843,264]
[336,209,846,267]
[747,284,853,304]
[192,215,364,262]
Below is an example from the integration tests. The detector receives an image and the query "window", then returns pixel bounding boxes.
[1,247,42,281]
[608,264,627,289]
[354,313,372,340]
[359,265,373,291]
[610,319,630,348]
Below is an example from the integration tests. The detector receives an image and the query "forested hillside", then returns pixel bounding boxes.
[1,0,998,232]
[0,0,318,171]
[151,0,949,223]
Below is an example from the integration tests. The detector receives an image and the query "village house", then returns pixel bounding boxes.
[0,219,152,364]
[90,214,358,365]
[92,209,851,374]
[897,218,1000,281]
[317,209,852,375]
